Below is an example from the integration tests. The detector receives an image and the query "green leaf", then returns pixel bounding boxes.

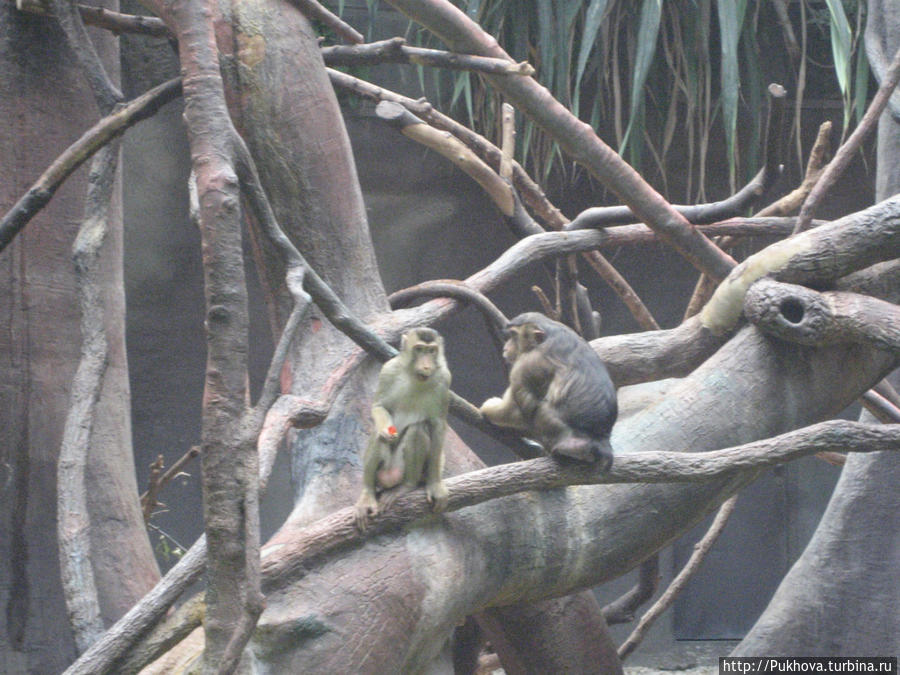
[824,0,853,100]
[716,0,748,184]
[574,0,611,116]
[853,38,870,123]
[537,2,556,94]
[620,0,662,155]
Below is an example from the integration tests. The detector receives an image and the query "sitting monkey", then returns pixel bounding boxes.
[480,312,617,466]
[355,327,451,530]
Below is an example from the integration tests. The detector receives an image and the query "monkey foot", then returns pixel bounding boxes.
[552,437,613,469]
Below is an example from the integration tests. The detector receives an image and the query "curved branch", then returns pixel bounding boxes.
[0,77,182,254]
[389,279,509,329]
[57,145,118,654]
[700,194,900,335]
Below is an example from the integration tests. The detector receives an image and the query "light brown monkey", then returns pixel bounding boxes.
[480,312,617,466]
[355,327,451,530]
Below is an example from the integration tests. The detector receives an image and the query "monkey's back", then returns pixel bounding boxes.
[545,333,618,440]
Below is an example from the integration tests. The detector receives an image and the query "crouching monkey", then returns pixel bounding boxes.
[480,312,617,467]
[355,327,451,530]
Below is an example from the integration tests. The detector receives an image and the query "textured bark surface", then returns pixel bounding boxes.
[0,6,158,673]
[249,323,895,673]
[734,6,900,652]
[733,422,900,656]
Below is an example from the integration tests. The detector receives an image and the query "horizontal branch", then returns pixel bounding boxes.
[0,77,182,253]
[567,84,787,231]
[260,420,900,590]
[322,37,533,75]
[12,0,169,37]
[701,194,900,334]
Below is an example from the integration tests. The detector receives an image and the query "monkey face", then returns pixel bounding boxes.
[400,327,445,381]
[502,323,546,364]
[411,342,440,380]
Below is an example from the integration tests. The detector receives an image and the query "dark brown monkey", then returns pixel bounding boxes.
[480,312,617,466]
[355,327,451,530]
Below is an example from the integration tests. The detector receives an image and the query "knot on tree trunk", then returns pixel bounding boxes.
[745,278,900,354]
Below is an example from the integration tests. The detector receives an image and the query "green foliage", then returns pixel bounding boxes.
[331,1,871,198]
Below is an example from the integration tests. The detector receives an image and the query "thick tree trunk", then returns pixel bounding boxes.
[733,3,900,653]
[207,6,621,672]
[249,322,895,672]
[0,6,158,673]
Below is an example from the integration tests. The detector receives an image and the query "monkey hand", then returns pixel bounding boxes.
[378,425,399,443]
[354,492,379,531]
[426,481,449,513]
[479,397,503,420]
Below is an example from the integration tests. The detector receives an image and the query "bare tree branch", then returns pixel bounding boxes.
[11,0,169,36]
[286,0,363,44]
[62,541,207,675]
[384,0,737,282]
[567,83,787,231]
[794,45,900,233]
[322,37,533,75]
[602,556,659,625]
[49,0,123,112]
[57,144,118,654]
[140,447,201,523]
[0,77,182,253]
[260,420,900,591]
[327,65,661,330]
[376,100,515,216]
[618,494,739,660]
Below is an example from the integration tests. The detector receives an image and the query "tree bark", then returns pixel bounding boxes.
[0,5,158,672]
[734,3,900,653]
[248,320,896,672]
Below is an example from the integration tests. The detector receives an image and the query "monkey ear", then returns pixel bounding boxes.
[400,333,409,351]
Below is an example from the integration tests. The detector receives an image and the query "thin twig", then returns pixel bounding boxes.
[618,494,739,660]
[322,37,533,75]
[140,447,201,523]
[286,0,363,43]
[794,45,900,233]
